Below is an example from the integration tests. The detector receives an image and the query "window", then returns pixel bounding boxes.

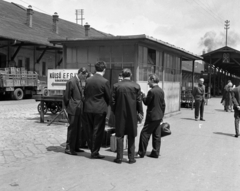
[18,59,23,67]
[139,46,157,81]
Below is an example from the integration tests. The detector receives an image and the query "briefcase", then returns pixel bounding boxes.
[102,127,115,147]
[160,122,171,137]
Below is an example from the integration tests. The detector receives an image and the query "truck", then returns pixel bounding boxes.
[0,67,47,100]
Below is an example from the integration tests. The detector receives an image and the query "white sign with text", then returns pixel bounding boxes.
[47,69,78,90]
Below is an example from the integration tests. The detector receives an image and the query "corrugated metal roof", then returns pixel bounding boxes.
[0,1,112,47]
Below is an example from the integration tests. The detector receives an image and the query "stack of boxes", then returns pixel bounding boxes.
[0,67,38,87]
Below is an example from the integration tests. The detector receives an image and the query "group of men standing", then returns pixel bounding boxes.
[63,61,166,164]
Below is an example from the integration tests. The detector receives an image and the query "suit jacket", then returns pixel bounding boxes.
[112,79,143,137]
[63,76,84,116]
[84,73,110,114]
[143,85,165,122]
[192,84,205,101]
[232,86,240,111]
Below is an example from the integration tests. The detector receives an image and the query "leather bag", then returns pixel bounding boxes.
[160,122,171,137]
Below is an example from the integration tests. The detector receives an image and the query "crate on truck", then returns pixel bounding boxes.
[0,67,45,100]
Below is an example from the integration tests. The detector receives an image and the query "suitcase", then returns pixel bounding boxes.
[110,134,128,152]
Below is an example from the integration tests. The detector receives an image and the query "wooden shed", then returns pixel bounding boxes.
[50,35,202,115]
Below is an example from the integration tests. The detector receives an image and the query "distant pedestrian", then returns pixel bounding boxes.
[112,68,143,164]
[137,74,166,159]
[63,67,88,155]
[192,78,206,121]
[232,82,240,138]
[222,81,234,112]
[84,61,110,159]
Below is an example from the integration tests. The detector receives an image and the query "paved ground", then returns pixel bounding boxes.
[0,97,239,191]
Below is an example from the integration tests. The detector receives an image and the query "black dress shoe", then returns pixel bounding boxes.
[91,154,105,159]
[195,118,198,121]
[65,150,77,155]
[147,154,159,159]
[200,118,205,121]
[113,158,122,164]
[235,135,238,138]
[75,149,85,152]
[129,159,136,164]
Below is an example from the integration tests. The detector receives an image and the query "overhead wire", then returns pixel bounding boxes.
[191,0,223,27]
[197,0,224,23]
[17,0,50,14]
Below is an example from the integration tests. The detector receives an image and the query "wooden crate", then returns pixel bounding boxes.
[21,74,27,79]
[9,67,16,74]
[3,79,14,87]
[20,79,27,86]
[0,74,15,79]
[20,67,26,72]
[5,68,9,74]
[16,68,20,73]
[13,79,21,86]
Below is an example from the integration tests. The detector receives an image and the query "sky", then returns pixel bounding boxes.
[4,0,240,55]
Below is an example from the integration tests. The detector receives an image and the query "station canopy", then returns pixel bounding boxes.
[202,46,240,77]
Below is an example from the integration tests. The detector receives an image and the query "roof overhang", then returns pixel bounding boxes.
[202,46,240,77]
[49,34,202,61]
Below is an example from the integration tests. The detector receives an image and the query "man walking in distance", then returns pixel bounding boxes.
[192,78,206,121]
[232,82,240,138]
[137,74,165,159]
[84,61,110,159]
[63,67,88,155]
[112,68,143,164]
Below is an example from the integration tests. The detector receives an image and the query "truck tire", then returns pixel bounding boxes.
[13,88,24,100]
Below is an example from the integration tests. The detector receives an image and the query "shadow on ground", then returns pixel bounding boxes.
[181,118,195,121]
[47,146,65,153]
[215,109,228,112]
[213,132,235,137]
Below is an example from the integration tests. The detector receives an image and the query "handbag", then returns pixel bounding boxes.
[160,122,171,137]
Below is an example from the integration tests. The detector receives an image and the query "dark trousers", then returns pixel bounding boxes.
[195,99,204,119]
[84,112,106,156]
[138,120,162,157]
[66,114,82,152]
[116,136,135,160]
[234,110,240,135]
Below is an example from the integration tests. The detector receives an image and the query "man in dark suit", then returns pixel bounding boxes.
[192,78,206,121]
[112,68,143,164]
[63,67,88,155]
[137,74,165,159]
[84,61,110,159]
[232,82,240,138]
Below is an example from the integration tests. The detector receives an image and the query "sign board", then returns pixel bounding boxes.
[223,53,230,63]
[47,69,78,90]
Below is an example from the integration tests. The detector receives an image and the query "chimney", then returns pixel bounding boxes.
[84,22,90,37]
[52,12,59,34]
[26,5,33,27]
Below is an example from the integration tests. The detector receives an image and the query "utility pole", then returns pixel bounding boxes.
[224,20,230,46]
[75,9,84,25]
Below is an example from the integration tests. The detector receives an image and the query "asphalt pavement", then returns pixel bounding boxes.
[0,97,239,191]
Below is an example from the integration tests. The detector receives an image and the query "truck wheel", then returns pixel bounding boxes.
[37,103,48,114]
[13,88,24,100]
